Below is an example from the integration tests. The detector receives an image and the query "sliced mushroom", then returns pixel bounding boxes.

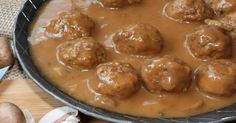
[39,106,80,123]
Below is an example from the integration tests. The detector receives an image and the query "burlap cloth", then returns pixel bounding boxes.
[0,0,28,80]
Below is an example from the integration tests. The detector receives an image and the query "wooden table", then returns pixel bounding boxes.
[0,80,108,123]
[0,79,63,122]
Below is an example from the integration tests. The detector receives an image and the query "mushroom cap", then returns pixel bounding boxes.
[0,37,14,68]
[0,102,26,123]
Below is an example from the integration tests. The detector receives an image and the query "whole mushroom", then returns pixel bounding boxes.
[0,102,26,123]
[0,37,14,68]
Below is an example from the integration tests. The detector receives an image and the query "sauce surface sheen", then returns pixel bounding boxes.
[29,0,236,118]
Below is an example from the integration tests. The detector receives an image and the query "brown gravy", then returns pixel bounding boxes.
[29,0,236,118]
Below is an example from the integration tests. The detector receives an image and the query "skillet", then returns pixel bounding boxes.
[13,0,236,122]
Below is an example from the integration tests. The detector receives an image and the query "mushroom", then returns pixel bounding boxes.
[0,102,26,123]
[39,106,80,123]
[0,37,14,68]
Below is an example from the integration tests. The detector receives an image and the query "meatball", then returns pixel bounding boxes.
[97,0,141,8]
[141,56,192,93]
[112,24,163,56]
[205,10,236,39]
[205,0,236,16]
[57,37,106,69]
[220,11,236,30]
[186,26,232,60]
[221,12,236,34]
[45,11,95,40]
[96,62,140,98]
[224,11,236,24]
[164,0,214,22]
[195,59,236,96]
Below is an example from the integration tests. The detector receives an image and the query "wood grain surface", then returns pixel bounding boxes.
[0,79,108,123]
[0,79,63,122]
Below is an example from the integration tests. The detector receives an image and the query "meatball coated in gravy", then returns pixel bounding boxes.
[204,8,236,39]
[96,62,140,99]
[196,60,236,96]
[205,0,236,16]
[164,0,213,22]
[97,0,141,8]
[141,56,192,93]
[221,11,236,29]
[112,24,163,56]
[57,38,106,69]
[186,26,232,60]
[45,11,95,40]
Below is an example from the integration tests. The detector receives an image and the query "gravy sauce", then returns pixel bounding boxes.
[29,0,236,118]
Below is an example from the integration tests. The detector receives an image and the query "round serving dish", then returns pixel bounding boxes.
[13,0,236,122]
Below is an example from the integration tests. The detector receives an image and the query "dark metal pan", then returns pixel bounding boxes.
[13,0,236,122]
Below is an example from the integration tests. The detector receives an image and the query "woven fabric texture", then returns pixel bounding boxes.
[0,0,27,79]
